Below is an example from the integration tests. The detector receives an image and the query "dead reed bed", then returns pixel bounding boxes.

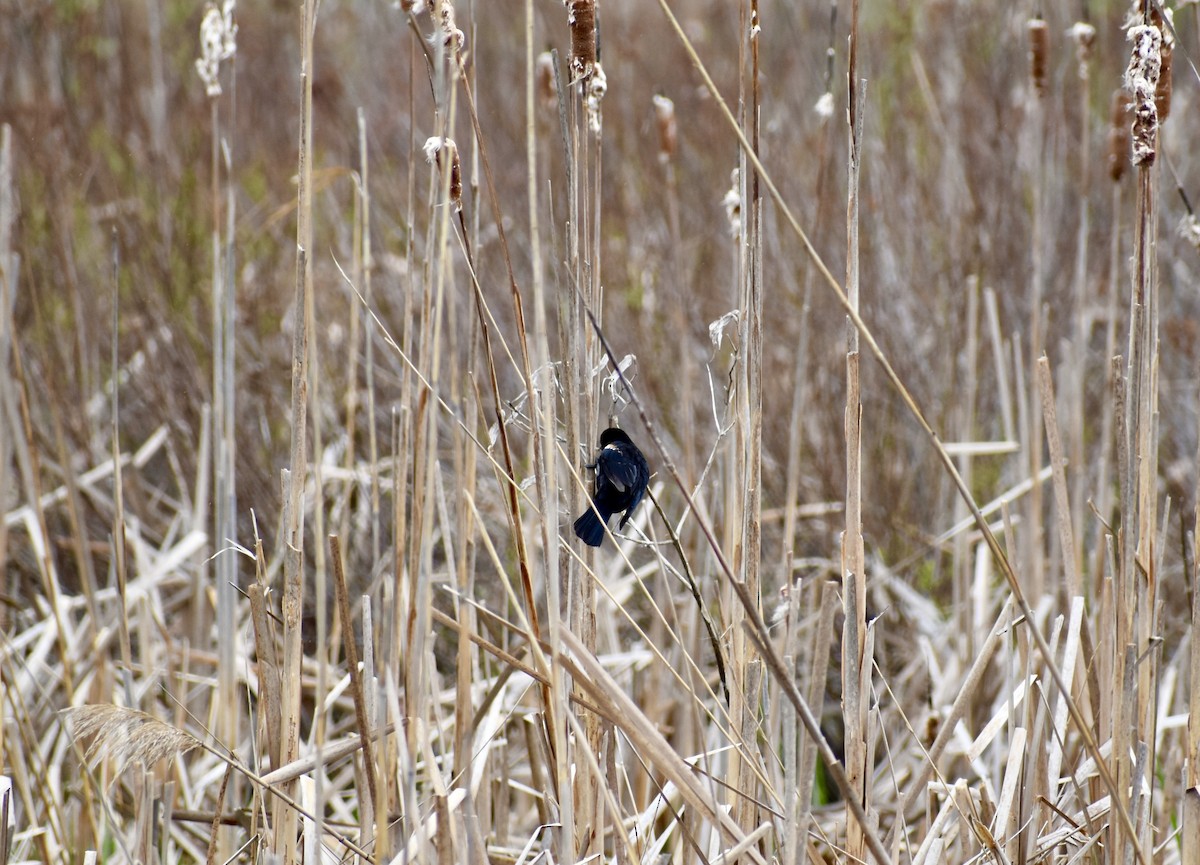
[2,0,1200,863]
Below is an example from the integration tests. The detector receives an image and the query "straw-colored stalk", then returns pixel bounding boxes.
[842,0,871,859]
[276,0,316,857]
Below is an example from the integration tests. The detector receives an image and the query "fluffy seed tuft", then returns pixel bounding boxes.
[64,705,200,777]
[1124,21,1162,166]
[195,1,238,97]
[586,63,607,134]
[424,137,463,211]
[722,168,742,241]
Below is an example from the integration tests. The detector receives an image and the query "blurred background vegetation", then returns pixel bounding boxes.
[3,0,1200,861]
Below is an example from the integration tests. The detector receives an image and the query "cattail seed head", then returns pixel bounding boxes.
[1028,17,1049,97]
[536,51,556,111]
[1107,88,1133,182]
[568,0,597,81]
[1069,21,1096,78]
[436,0,465,54]
[195,0,237,97]
[1154,7,1174,123]
[1124,21,1162,166]
[423,137,462,212]
[652,95,677,163]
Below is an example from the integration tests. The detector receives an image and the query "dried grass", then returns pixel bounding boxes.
[2,1,1199,863]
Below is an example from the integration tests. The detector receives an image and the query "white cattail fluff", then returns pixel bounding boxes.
[423,137,462,211]
[438,0,465,53]
[1124,22,1162,165]
[586,63,608,135]
[195,1,237,97]
[722,168,742,241]
[1179,213,1200,250]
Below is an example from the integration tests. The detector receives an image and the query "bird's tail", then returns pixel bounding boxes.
[573,507,608,547]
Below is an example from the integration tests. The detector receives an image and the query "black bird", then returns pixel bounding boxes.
[573,427,651,547]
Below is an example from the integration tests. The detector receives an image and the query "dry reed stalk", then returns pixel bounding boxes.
[1117,9,1164,862]
[451,97,484,818]
[1187,442,1200,863]
[1037,356,1080,600]
[726,0,766,841]
[276,0,317,857]
[110,231,132,711]
[330,535,378,826]
[0,124,11,594]
[1067,21,1094,594]
[197,8,241,802]
[653,92,700,491]
[50,405,99,627]
[984,288,1016,444]
[558,0,609,854]
[522,5,573,857]
[248,547,281,771]
[842,1,871,859]
[1043,597,1084,836]
[953,278,980,663]
[402,45,459,859]
[795,581,837,853]
[1023,10,1048,602]
[389,39,418,840]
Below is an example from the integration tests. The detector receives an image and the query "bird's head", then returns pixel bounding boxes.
[599,427,633,447]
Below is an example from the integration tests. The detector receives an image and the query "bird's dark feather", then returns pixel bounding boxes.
[572,427,650,547]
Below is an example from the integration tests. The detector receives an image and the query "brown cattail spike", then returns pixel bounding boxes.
[1152,5,1174,124]
[1107,88,1133,182]
[1028,17,1049,97]
[569,0,597,82]
[536,51,556,112]
[652,95,677,163]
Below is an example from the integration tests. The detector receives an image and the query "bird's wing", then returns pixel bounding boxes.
[597,445,639,492]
